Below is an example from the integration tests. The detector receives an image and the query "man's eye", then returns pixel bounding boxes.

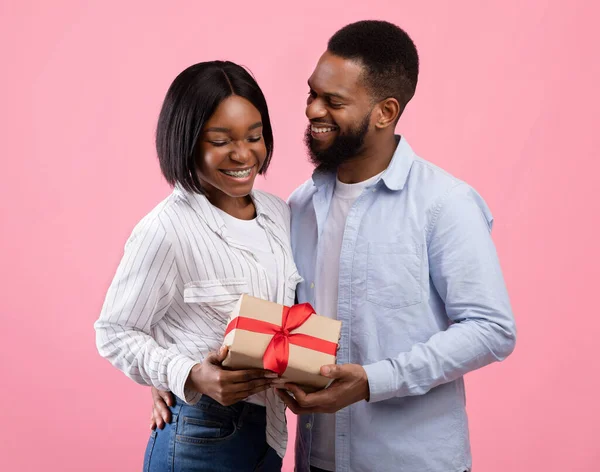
[330,102,343,108]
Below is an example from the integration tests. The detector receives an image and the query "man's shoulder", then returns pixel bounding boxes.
[287,178,316,209]
[408,154,466,198]
[408,154,492,227]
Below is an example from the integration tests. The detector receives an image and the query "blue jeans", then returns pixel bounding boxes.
[143,395,282,472]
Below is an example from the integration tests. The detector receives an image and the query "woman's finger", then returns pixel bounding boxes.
[227,378,273,397]
[222,368,278,384]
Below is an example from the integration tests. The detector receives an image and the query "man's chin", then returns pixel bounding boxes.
[309,143,330,156]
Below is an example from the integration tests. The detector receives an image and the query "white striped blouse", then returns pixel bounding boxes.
[94,185,303,458]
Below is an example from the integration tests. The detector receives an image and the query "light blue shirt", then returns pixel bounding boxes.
[289,137,516,472]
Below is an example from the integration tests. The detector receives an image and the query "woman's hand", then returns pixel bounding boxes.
[187,346,279,406]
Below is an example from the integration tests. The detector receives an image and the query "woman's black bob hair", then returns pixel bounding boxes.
[156,61,274,193]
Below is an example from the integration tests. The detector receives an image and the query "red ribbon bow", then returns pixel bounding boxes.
[224,302,338,375]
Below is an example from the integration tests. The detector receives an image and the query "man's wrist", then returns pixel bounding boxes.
[362,361,397,403]
[359,365,371,401]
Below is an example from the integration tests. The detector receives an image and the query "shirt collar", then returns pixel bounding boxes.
[380,136,416,191]
[311,136,416,191]
[173,185,271,236]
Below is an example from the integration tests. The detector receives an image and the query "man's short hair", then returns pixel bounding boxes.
[328,20,419,112]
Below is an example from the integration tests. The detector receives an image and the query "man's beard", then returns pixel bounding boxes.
[304,113,371,172]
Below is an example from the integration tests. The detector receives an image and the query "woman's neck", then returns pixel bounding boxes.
[206,190,256,220]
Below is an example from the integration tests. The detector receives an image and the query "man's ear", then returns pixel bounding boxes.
[374,97,401,129]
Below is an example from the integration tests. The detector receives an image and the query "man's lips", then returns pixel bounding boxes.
[310,123,338,140]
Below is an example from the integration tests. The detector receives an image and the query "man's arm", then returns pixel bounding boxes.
[279,184,516,413]
[364,184,516,402]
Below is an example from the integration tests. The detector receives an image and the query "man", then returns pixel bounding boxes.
[152,20,516,472]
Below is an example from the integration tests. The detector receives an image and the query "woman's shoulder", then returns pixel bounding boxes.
[252,190,290,222]
[125,191,188,246]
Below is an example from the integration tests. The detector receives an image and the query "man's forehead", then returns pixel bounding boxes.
[308,51,364,94]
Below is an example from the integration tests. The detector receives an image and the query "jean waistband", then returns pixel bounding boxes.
[175,394,266,422]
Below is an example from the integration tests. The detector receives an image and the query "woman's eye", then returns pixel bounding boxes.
[210,141,229,147]
[248,136,262,143]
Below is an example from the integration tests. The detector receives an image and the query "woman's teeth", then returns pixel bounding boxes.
[221,168,252,178]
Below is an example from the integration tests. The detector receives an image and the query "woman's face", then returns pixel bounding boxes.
[196,95,267,200]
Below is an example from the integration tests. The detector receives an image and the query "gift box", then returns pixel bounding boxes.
[222,294,341,389]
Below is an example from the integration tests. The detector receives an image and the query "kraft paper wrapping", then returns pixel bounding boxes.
[222,294,341,389]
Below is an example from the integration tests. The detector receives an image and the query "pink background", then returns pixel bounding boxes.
[1,1,599,471]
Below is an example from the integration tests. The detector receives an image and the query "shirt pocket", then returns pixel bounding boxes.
[366,243,422,309]
[183,278,250,323]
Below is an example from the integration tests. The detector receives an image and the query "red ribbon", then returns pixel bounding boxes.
[224,303,337,375]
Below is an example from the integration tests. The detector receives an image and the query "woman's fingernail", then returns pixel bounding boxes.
[265,372,279,378]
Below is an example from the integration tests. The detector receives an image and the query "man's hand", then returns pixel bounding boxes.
[150,387,174,430]
[276,364,370,414]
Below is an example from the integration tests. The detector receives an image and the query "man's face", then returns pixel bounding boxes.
[305,51,376,171]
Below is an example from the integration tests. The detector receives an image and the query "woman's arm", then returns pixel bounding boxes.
[94,216,199,402]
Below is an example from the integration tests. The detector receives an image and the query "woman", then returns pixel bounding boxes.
[95,61,302,471]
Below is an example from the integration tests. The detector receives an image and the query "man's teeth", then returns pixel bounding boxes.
[222,168,252,178]
[311,125,337,134]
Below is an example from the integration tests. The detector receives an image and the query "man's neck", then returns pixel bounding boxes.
[336,134,399,184]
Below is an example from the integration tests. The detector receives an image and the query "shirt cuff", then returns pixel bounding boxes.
[363,360,396,403]
[167,355,202,404]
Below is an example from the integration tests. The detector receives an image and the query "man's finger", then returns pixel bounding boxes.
[285,383,310,404]
[156,400,171,424]
[151,385,173,416]
[286,383,336,409]
[152,407,165,430]
[276,389,304,415]
[159,389,174,407]
[320,364,343,378]
[151,389,172,424]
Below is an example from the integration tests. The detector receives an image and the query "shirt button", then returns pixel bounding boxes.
[305,423,312,429]
[310,282,315,289]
